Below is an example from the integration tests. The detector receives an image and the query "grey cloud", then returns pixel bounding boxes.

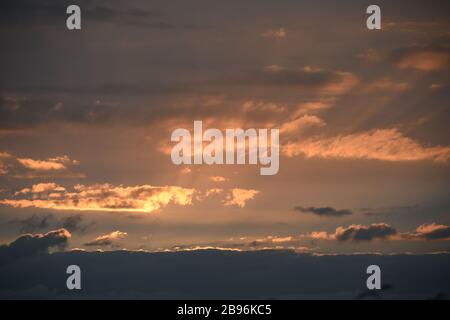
[336,223,398,241]
[421,226,450,240]
[295,206,352,217]
[403,223,450,241]
[9,214,92,234]
[0,0,175,29]
[9,214,53,233]
[0,229,71,264]
[0,249,449,299]
[360,205,419,217]
[224,67,357,94]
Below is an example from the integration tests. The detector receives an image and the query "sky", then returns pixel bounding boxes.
[0,1,450,296]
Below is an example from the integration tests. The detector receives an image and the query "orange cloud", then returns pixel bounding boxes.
[17,158,66,171]
[280,115,325,135]
[1,183,196,213]
[210,176,227,182]
[403,223,450,240]
[0,152,84,178]
[394,47,449,71]
[271,236,293,243]
[223,188,259,208]
[356,49,382,63]
[261,28,286,39]
[84,230,128,246]
[362,78,410,93]
[304,223,450,242]
[283,128,450,162]
[304,223,398,241]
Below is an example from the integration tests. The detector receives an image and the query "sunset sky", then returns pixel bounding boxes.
[1,0,449,259]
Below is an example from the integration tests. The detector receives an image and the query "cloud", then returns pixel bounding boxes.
[283,128,450,163]
[209,176,228,182]
[361,78,410,93]
[334,223,398,241]
[271,236,293,243]
[392,45,450,72]
[280,114,325,135]
[383,21,449,33]
[1,183,196,213]
[223,188,259,208]
[295,206,352,217]
[0,229,71,263]
[404,223,450,240]
[8,214,53,233]
[8,214,91,234]
[0,151,83,178]
[305,223,398,241]
[356,49,382,63]
[307,222,450,242]
[84,230,128,247]
[231,66,358,95]
[0,250,449,299]
[261,28,287,39]
[58,214,91,233]
[0,0,177,29]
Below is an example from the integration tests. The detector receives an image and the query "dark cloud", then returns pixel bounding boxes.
[0,0,176,29]
[0,229,71,264]
[9,214,91,234]
[224,67,358,95]
[335,223,398,241]
[9,214,53,233]
[420,226,450,240]
[0,249,449,299]
[403,223,450,241]
[360,205,419,217]
[59,214,91,233]
[295,206,352,217]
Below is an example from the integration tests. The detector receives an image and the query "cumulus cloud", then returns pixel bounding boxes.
[404,223,450,240]
[304,223,398,241]
[305,222,450,242]
[0,183,196,213]
[295,206,352,217]
[283,128,450,162]
[223,188,259,208]
[334,223,398,241]
[84,230,128,247]
[0,229,71,263]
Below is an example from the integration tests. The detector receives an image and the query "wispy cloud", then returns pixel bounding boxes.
[283,128,450,162]
[295,206,352,217]
[0,151,84,178]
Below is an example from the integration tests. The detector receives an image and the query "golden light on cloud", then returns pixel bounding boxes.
[1,183,196,213]
[397,50,449,71]
[223,188,259,208]
[283,128,450,162]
